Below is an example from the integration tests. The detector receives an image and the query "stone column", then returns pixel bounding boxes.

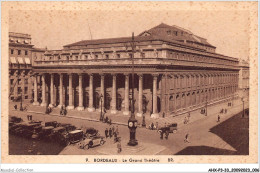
[33,74,39,105]
[21,71,25,100]
[136,74,143,117]
[88,73,95,112]
[49,73,54,107]
[67,73,74,110]
[123,74,130,116]
[151,74,159,118]
[77,74,84,111]
[58,74,64,108]
[99,74,105,111]
[111,74,117,114]
[41,73,46,106]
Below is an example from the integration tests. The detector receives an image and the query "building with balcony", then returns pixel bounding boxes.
[32,23,240,118]
[9,32,45,101]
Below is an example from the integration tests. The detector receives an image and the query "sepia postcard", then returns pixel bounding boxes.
[1,1,258,165]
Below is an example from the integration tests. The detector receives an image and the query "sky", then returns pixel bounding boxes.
[9,10,250,60]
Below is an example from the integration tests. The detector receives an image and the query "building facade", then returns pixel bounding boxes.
[31,23,240,118]
[9,32,45,102]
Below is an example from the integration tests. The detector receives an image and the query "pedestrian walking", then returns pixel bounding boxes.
[184,133,190,143]
[156,122,159,130]
[184,117,187,124]
[105,128,108,138]
[109,128,112,138]
[160,131,164,140]
[217,115,220,122]
[117,142,122,153]
[112,126,115,136]
[187,113,191,122]
[151,122,154,130]
[115,126,119,135]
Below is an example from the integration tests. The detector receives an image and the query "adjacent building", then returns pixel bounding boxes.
[9,32,45,102]
[31,23,241,118]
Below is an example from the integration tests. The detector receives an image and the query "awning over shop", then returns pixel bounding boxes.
[17,57,25,64]
[24,58,31,64]
[10,57,17,64]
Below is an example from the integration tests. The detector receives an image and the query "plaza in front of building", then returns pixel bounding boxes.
[9,96,249,155]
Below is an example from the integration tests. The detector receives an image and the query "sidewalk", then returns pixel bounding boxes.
[14,97,248,128]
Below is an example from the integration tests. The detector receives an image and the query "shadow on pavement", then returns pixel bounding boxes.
[176,110,249,155]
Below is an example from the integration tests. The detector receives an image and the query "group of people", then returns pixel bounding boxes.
[104,126,122,153]
[45,105,52,114]
[148,122,159,130]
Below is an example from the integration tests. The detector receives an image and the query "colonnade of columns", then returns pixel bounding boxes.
[32,73,160,118]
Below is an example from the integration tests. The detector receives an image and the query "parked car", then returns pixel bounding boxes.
[85,127,99,138]
[49,126,68,144]
[37,126,55,140]
[78,135,105,150]
[57,123,76,132]
[45,121,58,128]
[9,122,26,134]
[31,126,43,139]
[64,129,84,146]
[9,116,23,123]
[20,123,42,138]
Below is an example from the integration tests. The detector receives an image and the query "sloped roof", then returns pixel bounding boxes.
[64,23,215,48]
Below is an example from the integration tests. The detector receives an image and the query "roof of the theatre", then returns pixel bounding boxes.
[63,23,216,48]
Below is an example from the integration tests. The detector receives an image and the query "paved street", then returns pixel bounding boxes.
[9,99,249,155]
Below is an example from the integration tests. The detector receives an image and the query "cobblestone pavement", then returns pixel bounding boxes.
[9,99,249,155]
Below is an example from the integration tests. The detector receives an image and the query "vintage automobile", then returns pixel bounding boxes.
[64,129,84,145]
[57,123,76,132]
[31,126,43,139]
[48,126,68,144]
[9,116,23,123]
[9,122,26,134]
[45,121,58,128]
[85,127,99,138]
[14,123,42,138]
[37,126,55,140]
[78,135,105,150]
[158,123,178,134]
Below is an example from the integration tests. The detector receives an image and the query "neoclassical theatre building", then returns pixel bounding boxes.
[32,23,240,118]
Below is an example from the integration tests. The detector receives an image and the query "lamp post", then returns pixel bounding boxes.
[128,32,138,146]
[205,95,208,116]
[241,97,244,118]
[100,94,103,121]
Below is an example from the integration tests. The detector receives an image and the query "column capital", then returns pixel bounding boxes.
[137,73,143,77]
[123,73,130,76]
[152,73,159,77]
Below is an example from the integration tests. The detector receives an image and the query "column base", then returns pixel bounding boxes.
[67,105,75,110]
[136,112,143,117]
[88,107,95,112]
[40,102,47,107]
[57,104,65,108]
[110,109,117,114]
[33,102,39,106]
[49,104,54,108]
[123,110,130,116]
[77,106,84,111]
[151,113,159,119]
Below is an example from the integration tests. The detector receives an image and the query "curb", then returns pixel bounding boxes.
[26,110,128,126]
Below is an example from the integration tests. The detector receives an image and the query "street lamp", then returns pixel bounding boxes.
[100,94,103,121]
[128,32,138,146]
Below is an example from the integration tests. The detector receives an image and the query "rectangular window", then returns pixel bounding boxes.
[117,54,120,59]
[18,87,22,94]
[25,50,28,55]
[18,79,21,85]
[18,50,21,55]
[24,78,28,84]
[10,79,14,85]
[95,55,98,59]
[141,52,145,58]
[129,53,133,59]
[105,54,109,59]
[24,87,28,94]
[11,49,14,54]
